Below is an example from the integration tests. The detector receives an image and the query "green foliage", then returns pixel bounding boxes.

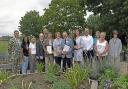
[80,0,128,33]
[42,0,85,33]
[86,15,103,32]
[45,73,57,83]
[0,70,9,83]
[52,81,71,89]
[36,63,44,73]
[47,64,59,75]
[112,75,128,89]
[98,68,116,89]
[65,64,89,89]
[44,64,59,83]
[19,10,43,37]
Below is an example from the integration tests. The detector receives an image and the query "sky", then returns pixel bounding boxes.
[0,0,92,37]
[0,0,51,36]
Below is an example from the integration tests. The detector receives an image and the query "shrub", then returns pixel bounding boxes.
[52,81,71,89]
[36,63,44,73]
[112,75,128,89]
[98,68,116,89]
[0,70,9,84]
[65,64,89,89]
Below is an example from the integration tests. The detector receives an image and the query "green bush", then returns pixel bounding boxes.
[65,64,89,89]
[36,63,44,73]
[112,75,128,89]
[52,81,71,89]
[0,70,9,83]
[98,68,116,89]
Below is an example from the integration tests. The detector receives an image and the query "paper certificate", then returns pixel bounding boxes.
[63,45,70,52]
[47,46,52,54]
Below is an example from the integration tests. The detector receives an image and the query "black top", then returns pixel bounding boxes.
[21,43,29,56]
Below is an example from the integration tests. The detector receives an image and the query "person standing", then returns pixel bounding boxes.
[93,31,100,45]
[21,36,30,74]
[109,30,122,73]
[61,32,73,71]
[82,28,94,64]
[73,29,84,65]
[43,33,54,72]
[95,32,109,72]
[8,30,21,74]
[43,28,49,39]
[36,33,45,69]
[29,36,36,73]
[53,32,63,67]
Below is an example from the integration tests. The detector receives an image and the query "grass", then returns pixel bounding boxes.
[0,40,8,54]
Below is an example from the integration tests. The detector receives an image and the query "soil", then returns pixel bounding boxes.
[0,73,52,89]
[0,73,91,89]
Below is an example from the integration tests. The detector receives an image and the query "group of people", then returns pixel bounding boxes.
[8,28,122,75]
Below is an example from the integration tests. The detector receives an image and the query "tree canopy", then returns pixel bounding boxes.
[19,10,43,37]
[42,0,86,33]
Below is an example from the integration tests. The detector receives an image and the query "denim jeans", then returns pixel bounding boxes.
[22,56,29,74]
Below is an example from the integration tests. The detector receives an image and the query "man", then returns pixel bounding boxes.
[82,28,94,64]
[43,32,54,72]
[43,28,49,39]
[36,33,45,71]
[8,30,21,73]
[61,31,73,71]
[109,30,122,73]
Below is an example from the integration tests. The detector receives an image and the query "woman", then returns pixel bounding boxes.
[93,31,100,45]
[21,36,30,74]
[61,31,73,71]
[109,30,122,73]
[73,29,83,65]
[43,33,54,72]
[29,36,36,73]
[53,32,63,66]
[95,32,109,71]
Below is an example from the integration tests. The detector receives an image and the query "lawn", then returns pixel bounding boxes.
[0,40,8,54]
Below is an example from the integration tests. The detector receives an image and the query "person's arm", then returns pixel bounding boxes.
[36,41,40,59]
[20,44,24,59]
[119,39,122,55]
[79,38,84,49]
[43,40,47,54]
[53,39,57,50]
[86,36,93,51]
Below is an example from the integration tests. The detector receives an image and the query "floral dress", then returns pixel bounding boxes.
[74,36,83,62]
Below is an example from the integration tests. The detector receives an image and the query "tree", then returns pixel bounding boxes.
[86,15,103,32]
[80,0,128,33]
[42,0,86,33]
[19,10,43,37]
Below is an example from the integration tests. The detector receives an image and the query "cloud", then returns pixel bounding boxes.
[0,0,51,36]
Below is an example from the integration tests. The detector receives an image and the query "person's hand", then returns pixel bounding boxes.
[74,46,78,50]
[62,51,66,54]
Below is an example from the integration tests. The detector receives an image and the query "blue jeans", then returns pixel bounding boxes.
[22,56,29,74]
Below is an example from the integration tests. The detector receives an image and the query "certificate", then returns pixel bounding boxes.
[47,46,52,54]
[63,45,70,52]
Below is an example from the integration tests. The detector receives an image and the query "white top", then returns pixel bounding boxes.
[82,35,93,51]
[96,40,108,56]
[29,43,36,54]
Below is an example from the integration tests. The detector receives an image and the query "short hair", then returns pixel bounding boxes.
[112,30,118,35]
[55,32,61,37]
[14,30,19,33]
[100,32,106,37]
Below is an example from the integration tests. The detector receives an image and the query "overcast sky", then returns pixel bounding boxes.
[0,0,51,36]
[0,0,92,37]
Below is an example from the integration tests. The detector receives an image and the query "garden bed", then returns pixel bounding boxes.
[0,73,91,89]
[0,73,52,89]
